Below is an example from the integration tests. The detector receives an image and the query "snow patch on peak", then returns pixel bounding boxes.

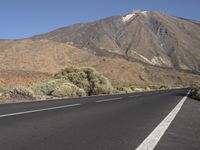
[133,10,149,16]
[141,11,148,14]
[122,14,135,22]
[122,10,149,22]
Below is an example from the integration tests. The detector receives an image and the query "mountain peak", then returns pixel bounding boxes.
[32,10,200,72]
[131,10,148,14]
[122,10,149,22]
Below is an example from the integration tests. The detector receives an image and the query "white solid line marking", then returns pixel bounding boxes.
[129,95,142,98]
[0,103,80,118]
[136,90,191,150]
[96,97,122,103]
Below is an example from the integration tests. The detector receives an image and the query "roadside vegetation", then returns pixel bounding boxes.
[0,66,177,102]
[190,83,200,101]
[0,66,113,100]
[9,87,35,100]
[54,66,113,95]
[112,83,171,94]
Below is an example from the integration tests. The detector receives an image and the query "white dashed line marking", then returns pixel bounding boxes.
[96,97,122,103]
[129,95,142,98]
[0,103,81,118]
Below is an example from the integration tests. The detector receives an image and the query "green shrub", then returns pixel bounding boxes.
[129,86,135,91]
[54,66,81,78]
[85,68,112,95]
[116,86,133,93]
[55,66,113,95]
[55,66,90,93]
[31,79,66,95]
[0,88,8,94]
[9,87,34,99]
[52,82,86,97]
[29,66,113,98]
[64,72,90,93]
[159,85,169,89]
[149,85,160,90]
[190,83,200,101]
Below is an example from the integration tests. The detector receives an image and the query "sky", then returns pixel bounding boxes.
[0,0,199,39]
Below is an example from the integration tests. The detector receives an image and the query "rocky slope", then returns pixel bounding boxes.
[33,10,200,72]
[0,39,199,88]
[0,10,200,88]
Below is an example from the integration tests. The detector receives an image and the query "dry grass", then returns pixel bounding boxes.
[0,70,52,88]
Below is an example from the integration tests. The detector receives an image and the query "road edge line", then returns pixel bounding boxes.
[135,90,191,150]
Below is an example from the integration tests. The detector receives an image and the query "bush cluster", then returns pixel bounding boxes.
[2,66,113,99]
[52,82,86,97]
[9,87,35,100]
[115,86,133,93]
[190,83,200,101]
[31,78,66,96]
[28,66,113,98]
[55,66,112,95]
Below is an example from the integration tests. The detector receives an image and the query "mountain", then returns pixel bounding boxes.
[0,10,200,88]
[33,10,200,72]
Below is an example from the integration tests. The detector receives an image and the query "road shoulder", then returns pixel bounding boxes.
[155,98,200,150]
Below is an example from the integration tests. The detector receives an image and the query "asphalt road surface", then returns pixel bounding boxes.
[0,88,199,150]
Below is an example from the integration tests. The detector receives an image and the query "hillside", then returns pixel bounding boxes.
[33,11,200,72]
[0,11,200,88]
[0,39,199,88]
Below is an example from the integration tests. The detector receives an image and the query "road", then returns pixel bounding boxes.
[0,88,199,150]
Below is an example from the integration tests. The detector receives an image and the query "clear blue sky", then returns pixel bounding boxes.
[0,0,199,39]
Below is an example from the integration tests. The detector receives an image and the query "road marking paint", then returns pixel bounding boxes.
[136,90,191,150]
[96,97,122,103]
[0,103,81,118]
[129,95,142,98]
